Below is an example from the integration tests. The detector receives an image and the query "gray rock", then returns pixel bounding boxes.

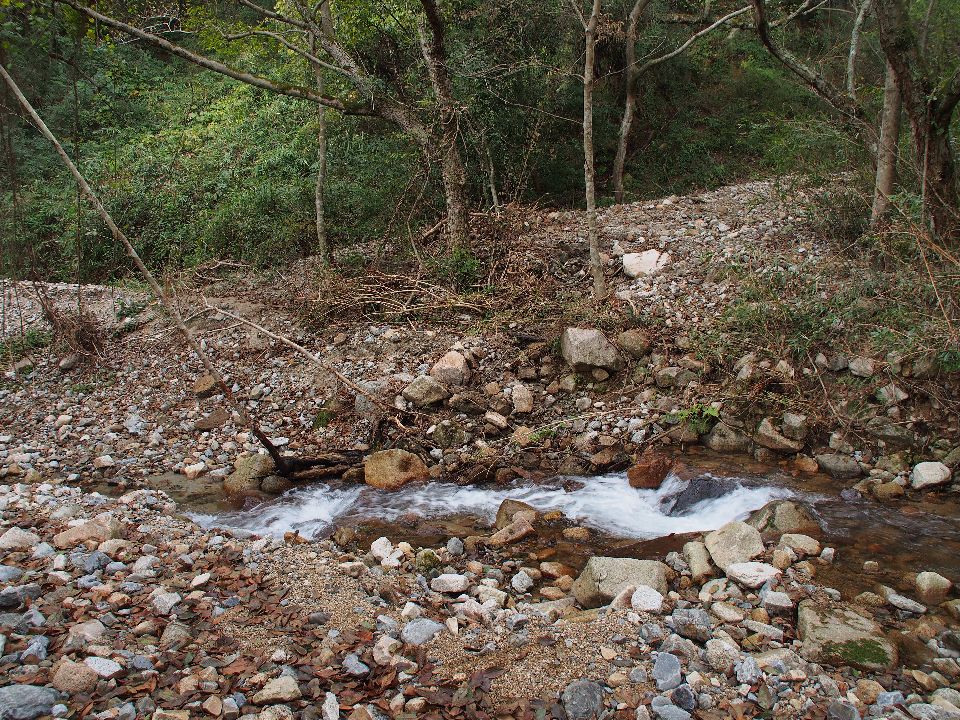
[704,521,763,571]
[571,557,670,607]
[0,685,61,720]
[796,600,897,671]
[651,704,691,720]
[671,608,712,643]
[446,537,464,556]
[0,566,24,583]
[342,653,369,676]
[560,328,622,372]
[652,652,682,691]
[671,685,696,711]
[735,656,760,684]
[703,422,751,453]
[401,376,450,407]
[561,679,604,720]
[815,453,862,479]
[400,618,445,646]
[826,700,861,720]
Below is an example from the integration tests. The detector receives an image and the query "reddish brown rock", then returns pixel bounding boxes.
[627,451,673,490]
[51,658,99,694]
[488,516,535,546]
[364,449,429,491]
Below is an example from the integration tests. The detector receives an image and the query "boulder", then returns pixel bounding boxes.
[623,249,670,278]
[364,450,429,491]
[617,329,651,359]
[911,462,952,490]
[402,376,450,406]
[815,453,862,479]
[704,422,751,453]
[627,450,673,490]
[53,516,123,550]
[754,418,803,453]
[704,521,763,571]
[571,557,670,608]
[747,500,820,538]
[429,351,471,386]
[560,328,622,373]
[224,453,274,496]
[797,600,897,671]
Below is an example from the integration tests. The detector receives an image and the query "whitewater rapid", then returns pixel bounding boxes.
[189,472,789,541]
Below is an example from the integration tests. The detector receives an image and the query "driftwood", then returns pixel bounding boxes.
[0,61,360,481]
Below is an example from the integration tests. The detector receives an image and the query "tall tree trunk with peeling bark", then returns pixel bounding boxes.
[578,0,607,301]
[870,62,901,227]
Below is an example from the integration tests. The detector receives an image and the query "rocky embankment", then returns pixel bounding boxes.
[3,481,960,719]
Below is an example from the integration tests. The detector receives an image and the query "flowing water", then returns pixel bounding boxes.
[149,451,960,600]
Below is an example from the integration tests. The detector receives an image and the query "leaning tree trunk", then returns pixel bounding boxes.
[613,0,647,204]
[870,62,902,227]
[582,0,608,301]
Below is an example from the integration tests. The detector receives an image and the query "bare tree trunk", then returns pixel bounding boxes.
[310,33,331,265]
[418,0,470,248]
[613,0,649,204]
[870,62,901,227]
[0,61,290,474]
[580,0,607,301]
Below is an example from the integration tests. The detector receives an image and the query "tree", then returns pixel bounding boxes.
[572,0,607,301]
[58,0,473,248]
[750,0,959,241]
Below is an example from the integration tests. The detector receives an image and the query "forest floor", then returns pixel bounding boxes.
[1,177,960,719]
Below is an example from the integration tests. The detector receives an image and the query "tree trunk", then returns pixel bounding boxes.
[613,0,647,204]
[917,122,959,241]
[310,34,331,265]
[870,62,901,227]
[582,0,607,301]
[418,0,470,248]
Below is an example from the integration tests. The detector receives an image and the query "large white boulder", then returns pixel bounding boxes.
[911,462,952,490]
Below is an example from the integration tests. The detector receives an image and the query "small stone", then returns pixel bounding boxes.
[631,585,665,614]
[400,618,445,646]
[430,574,469,593]
[0,685,61,720]
[652,652,682,690]
[52,659,99,694]
[561,679,604,720]
[726,562,782,588]
[0,527,41,550]
[252,677,301,704]
[84,657,123,678]
[512,571,534,593]
[916,571,951,605]
[848,357,875,377]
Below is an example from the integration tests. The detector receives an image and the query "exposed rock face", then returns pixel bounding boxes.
[911,462,952,489]
[747,500,820,538]
[571,556,670,607]
[559,328,622,373]
[402,376,450,407]
[223,453,274,496]
[364,450,429,491]
[429,350,471,386]
[627,450,673,489]
[704,521,763,571]
[797,600,898,671]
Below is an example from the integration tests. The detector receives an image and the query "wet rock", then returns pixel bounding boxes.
[704,521,763,571]
[627,450,673,489]
[572,557,669,607]
[495,499,538,529]
[0,685,61,720]
[224,454,274,496]
[748,500,820,537]
[559,328,622,373]
[430,351,470,387]
[561,679,604,720]
[797,600,897,671]
[667,476,736,514]
[916,571,952,605]
[652,652,682,690]
[364,449,428,491]
[911,462,952,490]
[401,376,449,407]
[488,516,535,546]
[400,618,445,646]
[815,453,862,479]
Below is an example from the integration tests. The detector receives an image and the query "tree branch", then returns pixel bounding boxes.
[636,6,750,75]
[847,0,872,101]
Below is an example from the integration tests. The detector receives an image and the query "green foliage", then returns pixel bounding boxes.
[428,246,481,290]
[668,403,720,435]
[115,297,147,319]
[939,349,960,373]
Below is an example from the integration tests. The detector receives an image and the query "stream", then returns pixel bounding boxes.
[152,451,960,600]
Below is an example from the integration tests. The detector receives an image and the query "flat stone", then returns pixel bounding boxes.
[430,574,470,593]
[571,557,670,608]
[652,652,682,690]
[797,600,897,671]
[0,527,41,550]
[623,249,670,278]
[253,677,301,704]
[726,562,782,589]
[84,656,123,678]
[401,618,445,646]
[0,685,61,720]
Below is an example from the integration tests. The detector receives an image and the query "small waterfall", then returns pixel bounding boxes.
[189,472,788,541]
